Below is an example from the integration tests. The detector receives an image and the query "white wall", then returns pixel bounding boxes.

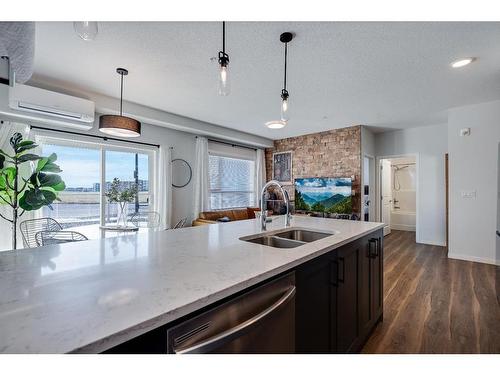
[375,123,448,246]
[448,100,500,265]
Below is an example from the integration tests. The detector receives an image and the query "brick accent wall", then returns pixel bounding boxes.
[265,125,362,214]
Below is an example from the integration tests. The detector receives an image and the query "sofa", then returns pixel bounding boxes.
[192,207,261,226]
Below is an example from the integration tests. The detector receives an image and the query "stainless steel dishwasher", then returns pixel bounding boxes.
[167,272,296,354]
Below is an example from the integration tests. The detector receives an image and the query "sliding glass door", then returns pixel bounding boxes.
[37,136,155,233]
[40,143,101,228]
[104,150,150,225]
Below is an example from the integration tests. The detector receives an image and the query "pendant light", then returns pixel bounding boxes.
[99,68,141,138]
[73,22,98,41]
[265,32,294,129]
[280,32,293,121]
[217,21,230,96]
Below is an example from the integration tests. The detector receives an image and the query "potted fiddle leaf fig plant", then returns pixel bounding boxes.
[105,177,138,228]
[0,132,65,249]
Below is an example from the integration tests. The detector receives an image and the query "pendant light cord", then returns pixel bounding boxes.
[119,72,124,116]
[283,41,288,91]
[222,21,226,54]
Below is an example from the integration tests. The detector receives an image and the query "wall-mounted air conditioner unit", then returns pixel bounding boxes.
[0,83,95,130]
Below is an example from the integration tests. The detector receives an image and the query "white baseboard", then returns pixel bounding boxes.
[417,239,446,247]
[448,252,500,266]
[390,224,416,232]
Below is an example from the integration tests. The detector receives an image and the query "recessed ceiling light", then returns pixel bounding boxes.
[451,57,475,68]
[266,120,287,129]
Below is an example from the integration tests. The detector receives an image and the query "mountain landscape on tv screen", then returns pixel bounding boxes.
[294,177,352,214]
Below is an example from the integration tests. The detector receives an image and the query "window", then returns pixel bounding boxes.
[37,136,154,231]
[209,154,255,209]
[40,143,101,228]
[104,150,150,224]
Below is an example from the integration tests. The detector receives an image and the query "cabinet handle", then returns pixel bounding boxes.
[368,238,377,258]
[338,257,345,284]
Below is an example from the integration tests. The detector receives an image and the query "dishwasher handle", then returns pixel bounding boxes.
[174,285,296,354]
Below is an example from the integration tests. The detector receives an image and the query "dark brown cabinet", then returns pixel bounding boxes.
[358,234,384,343]
[295,229,384,353]
[295,253,335,353]
[107,228,384,354]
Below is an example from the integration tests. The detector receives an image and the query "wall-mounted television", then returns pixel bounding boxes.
[294,177,352,214]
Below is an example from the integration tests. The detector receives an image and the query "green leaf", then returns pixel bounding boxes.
[48,153,57,163]
[39,173,62,187]
[3,167,16,188]
[40,162,62,173]
[29,172,39,186]
[18,193,34,211]
[36,157,48,172]
[16,143,38,154]
[0,174,6,189]
[41,189,57,203]
[17,154,42,163]
[52,181,66,191]
[25,189,45,206]
[10,133,23,151]
[0,190,11,205]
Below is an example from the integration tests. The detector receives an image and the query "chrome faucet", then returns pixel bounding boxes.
[260,180,291,230]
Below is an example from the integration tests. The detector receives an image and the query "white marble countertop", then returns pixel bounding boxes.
[0,216,384,353]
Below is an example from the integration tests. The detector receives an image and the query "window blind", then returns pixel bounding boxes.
[209,154,255,210]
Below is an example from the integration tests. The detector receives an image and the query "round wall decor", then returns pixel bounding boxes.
[171,158,192,188]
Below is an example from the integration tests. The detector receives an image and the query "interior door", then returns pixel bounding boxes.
[380,159,392,236]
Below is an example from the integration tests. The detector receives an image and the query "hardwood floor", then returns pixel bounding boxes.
[362,230,500,354]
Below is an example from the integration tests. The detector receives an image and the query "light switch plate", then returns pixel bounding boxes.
[461,190,477,199]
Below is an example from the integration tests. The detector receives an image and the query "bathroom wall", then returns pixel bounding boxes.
[375,123,448,245]
[390,157,416,231]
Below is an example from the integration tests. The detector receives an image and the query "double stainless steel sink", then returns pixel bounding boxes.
[240,227,334,248]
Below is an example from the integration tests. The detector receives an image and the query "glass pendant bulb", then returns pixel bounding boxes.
[281,97,289,121]
[217,22,230,96]
[280,89,289,121]
[218,64,230,96]
[74,22,98,41]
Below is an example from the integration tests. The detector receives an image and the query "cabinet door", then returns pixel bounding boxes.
[358,237,373,337]
[295,255,334,353]
[334,242,361,353]
[371,235,383,320]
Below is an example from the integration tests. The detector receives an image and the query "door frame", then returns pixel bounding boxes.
[445,153,449,252]
[361,153,375,222]
[376,153,420,242]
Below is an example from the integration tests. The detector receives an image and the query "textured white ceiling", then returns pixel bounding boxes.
[31,22,500,139]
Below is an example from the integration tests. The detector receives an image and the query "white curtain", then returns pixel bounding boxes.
[193,136,209,220]
[254,148,266,207]
[154,146,172,230]
[0,122,32,250]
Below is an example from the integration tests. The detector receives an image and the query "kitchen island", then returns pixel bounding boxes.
[0,216,384,354]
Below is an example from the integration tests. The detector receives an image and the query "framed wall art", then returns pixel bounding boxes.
[272,151,293,184]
